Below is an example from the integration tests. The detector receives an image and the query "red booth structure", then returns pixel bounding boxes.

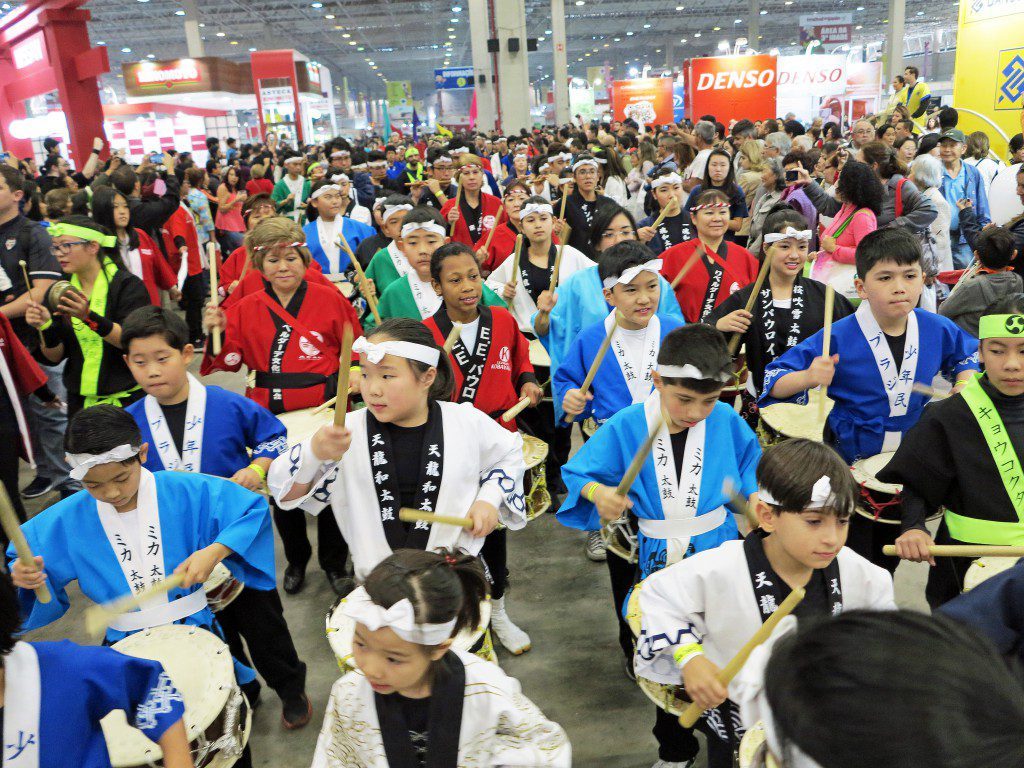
[0,0,108,164]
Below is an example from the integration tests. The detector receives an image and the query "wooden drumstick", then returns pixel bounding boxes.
[449,181,463,237]
[501,396,532,423]
[312,395,337,415]
[615,413,666,496]
[0,484,51,603]
[443,322,463,353]
[19,260,44,346]
[882,544,1024,558]
[727,256,771,356]
[334,325,354,427]
[481,199,506,254]
[911,382,949,400]
[398,508,473,528]
[509,234,524,286]
[207,243,221,355]
[84,573,186,639]
[337,233,382,325]
[548,226,571,293]
[819,284,835,421]
[670,244,706,290]
[678,586,806,728]
[564,315,618,423]
[651,195,680,230]
[723,479,758,529]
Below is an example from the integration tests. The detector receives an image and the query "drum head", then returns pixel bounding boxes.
[758,389,832,442]
[529,339,550,369]
[203,563,244,612]
[963,556,1022,592]
[522,434,549,470]
[278,406,334,444]
[327,596,492,671]
[637,676,689,717]
[851,452,900,494]
[44,280,74,313]
[739,721,781,768]
[101,625,235,767]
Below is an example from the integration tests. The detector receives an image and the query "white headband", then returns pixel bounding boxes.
[731,616,823,768]
[602,259,663,290]
[539,163,550,173]
[353,336,441,367]
[382,203,413,224]
[368,161,387,169]
[66,444,141,481]
[330,173,350,184]
[450,147,470,155]
[342,586,458,645]
[760,475,833,509]
[651,172,684,190]
[657,363,733,383]
[311,184,341,201]
[764,227,813,244]
[401,221,447,238]
[331,150,350,158]
[520,202,553,219]
[572,158,600,172]
[559,152,573,162]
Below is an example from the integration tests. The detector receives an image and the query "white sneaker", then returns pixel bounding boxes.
[490,597,532,655]
[586,530,607,561]
[650,761,694,768]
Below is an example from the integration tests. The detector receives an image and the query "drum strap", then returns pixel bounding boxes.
[951,375,1024,544]
[107,587,208,633]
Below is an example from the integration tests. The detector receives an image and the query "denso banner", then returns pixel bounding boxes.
[689,55,778,124]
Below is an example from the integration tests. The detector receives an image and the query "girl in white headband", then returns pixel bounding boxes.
[637,169,694,255]
[444,155,504,250]
[269,318,528,582]
[364,195,417,297]
[707,208,855,425]
[634,438,895,768]
[312,548,571,767]
[302,179,376,281]
[557,153,612,258]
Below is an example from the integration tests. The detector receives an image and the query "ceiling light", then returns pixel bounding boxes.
[325,13,334,18]
[311,1,322,7]
[452,4,462,10]
[734,18,742,23]
[347,39,356,44]
[575,0,585,5]
[342,32,350,37]
[718,40,730,50]
[230,40,238,44]
[675,4,684,9]
[357,45,365,50]
[174,8,185,15]
[147,53,156,58]
[97,40,106,45]
[613,37,621,41]
[855,24,863,28]
[694,31,701,37]
[121,46,132,52]
[644,23,651,28]
[198,22,205,27]
[447,27,454,31]
[216,31,225,37]
[451,17,459,22]
[249,47,257,51]
[626,30,634,35]
[713,25,721,30]
[760,8,767,13]
[655,48,662,52]
[916,10,924,14]
[137,0,149,3]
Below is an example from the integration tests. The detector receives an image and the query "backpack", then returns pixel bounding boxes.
[894,177,940,278]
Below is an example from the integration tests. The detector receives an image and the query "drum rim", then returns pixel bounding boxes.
[521,434,549,469]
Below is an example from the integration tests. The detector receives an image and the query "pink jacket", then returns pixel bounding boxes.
[820,203,877,265]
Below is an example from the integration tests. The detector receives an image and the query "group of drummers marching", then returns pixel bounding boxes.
[5,150,1024,768]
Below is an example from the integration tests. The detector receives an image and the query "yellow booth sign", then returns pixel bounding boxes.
[953,0,1024,159]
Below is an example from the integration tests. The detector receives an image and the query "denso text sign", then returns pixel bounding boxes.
[689,55,777,123]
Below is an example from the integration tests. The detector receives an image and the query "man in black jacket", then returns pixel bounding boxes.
[109,158,181,257]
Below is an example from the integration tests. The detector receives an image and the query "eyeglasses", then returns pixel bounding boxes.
[50,240,91,255]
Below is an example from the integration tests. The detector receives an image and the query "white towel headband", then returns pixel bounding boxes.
[763,227,813,244]
[657,364,733,383]
[310,184,341,201]
[572,158,600,172]
[401,221,447,238]
[650,172,684,190]
[382,204,414,224]
[602,259,663,289]
[759,475,833,509]
[520,202,553,219]
[330,173,350,184]
[342,586,458,645]
[66,444,141,481]
[353,336,441,367]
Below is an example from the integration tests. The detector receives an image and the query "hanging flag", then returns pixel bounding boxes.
[436,123,453,138]
[412,108,421,141]
[383,104,392,142]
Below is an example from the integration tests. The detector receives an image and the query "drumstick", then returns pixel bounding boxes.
[548,226,571,293]
[727,256,771,356]
[443,322,463,353]
[501,396,532,423]
[337,233,382,324]
[723,479,758,529]
[312,395,337,415]
[19,260,44,346]
[509,234,524,286]
[564,315,618,423]
[334,325,354,427]
[882,544,1024,558]
[911,382,949,400]
[0,484,51,603]
[398,508,473,528]
[651,196,680,230]
[449,181,463,237]
[669,245,706,290]
[678,586,805,728]
[208,243,221,355]
[615,412,666,496]
[84,573,186,639]
[818,284,835,421]
[481,199,506,254]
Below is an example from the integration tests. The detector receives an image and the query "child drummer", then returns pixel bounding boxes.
[881,297,1024,605]
[636,439,895,767]
[422,242,541,655]
[557,323,761,768]
[760,228,979,571]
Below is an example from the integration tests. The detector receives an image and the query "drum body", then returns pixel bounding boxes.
[522,434,551,519]
[528,338,551,369]
[851,452,902,524]
[43,279,75,313]
[277,405,335,444]
[757,389,831,447]
[738,722,781,768]
[601,515,639,564]
[101,625,251,768]
[624,584,689,715]
[327,596,493,672]
[581,417,600,438]
[719,353,749,406]
[203,563,244,613]
[963,556,1022,592]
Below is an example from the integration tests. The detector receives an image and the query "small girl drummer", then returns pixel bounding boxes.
[311,548,571,767]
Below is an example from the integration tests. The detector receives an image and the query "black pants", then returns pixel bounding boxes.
[216,587,307,702]
[480,527,508,600]
[606,550,636,665]
[925,520,975,608]
[0,425,26,552]
[271,500,348,573]
[653,706,701,763]
[180,270,207,342]
[847,512,901,574]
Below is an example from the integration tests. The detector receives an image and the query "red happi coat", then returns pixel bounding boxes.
[201,279,363,413]
[660,238,760,323]
[159,203,203,279]
[424,304,534,433]
[440,192,505,250]
[134,229,178,305]
[0,312,47,461]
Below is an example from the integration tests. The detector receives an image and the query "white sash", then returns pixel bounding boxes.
[0,336,34,465]
[4,642,41,768]
[122,243,144,282]
[409,274,442,319]
[854,304,918,452]
[143,373,206,473]
[387,240,412,279]
[319,216,342,275]
[96,469,167,603]
[646,392,709,564]
[607,312,660,405]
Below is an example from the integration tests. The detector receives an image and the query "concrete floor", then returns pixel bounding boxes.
[19,362,933,767]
